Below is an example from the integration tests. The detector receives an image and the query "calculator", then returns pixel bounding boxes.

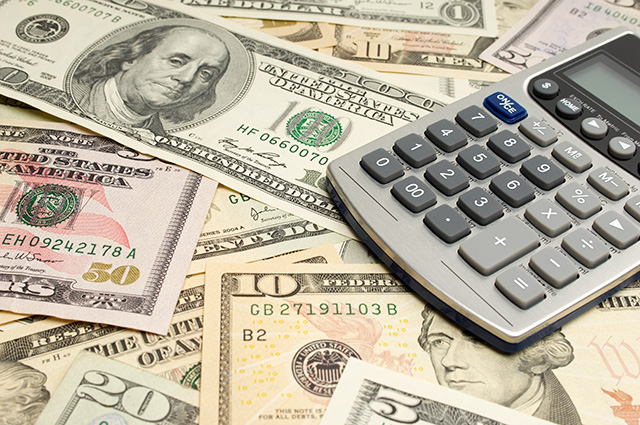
[326,27,640,352]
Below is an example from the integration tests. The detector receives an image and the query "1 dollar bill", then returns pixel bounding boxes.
[0,0,449,236]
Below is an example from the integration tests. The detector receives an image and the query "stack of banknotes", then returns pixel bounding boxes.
[0,0,639,424]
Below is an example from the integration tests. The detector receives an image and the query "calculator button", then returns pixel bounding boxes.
[457,187,503,225]
[525,199,572,237]
[530,247,579,289]
[496,267,545,309]
[520,156,565,191]
[609,136,636,160]
[455,105,498,138]
[459,216,539,276]
[561,228,609,269]
[391,176,437,213]
[457,145,501,179]
[424,161,469,196]
[423,205,470,243]
[552,141,592,173]
[425,119,468,152]
[556,98,582,119]
[593,211,640,249]
[483,92,528,124]
[361,149,404,184]
[490,171,535,208]
[625,195,640,222]
[587,167,629,201]
[393,134,436,168]
[532,79,560,100]
[519,117,558,147]
[580,117,608,140]
[487,130,531,163]
[556,183,601,219]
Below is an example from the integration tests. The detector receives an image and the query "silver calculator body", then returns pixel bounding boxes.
[326,28,640,352]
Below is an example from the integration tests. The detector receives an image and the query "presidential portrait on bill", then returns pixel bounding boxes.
[71,21,251,136]
[417,304,582,425]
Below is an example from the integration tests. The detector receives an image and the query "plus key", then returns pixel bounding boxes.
[459,217,539,275]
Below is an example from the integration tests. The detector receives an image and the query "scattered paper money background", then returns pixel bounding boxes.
[2,0,640,424]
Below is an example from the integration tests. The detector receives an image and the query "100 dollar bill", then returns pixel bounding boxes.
[0,120,215,333]
[0,0,448,236]
[200,261,640,425]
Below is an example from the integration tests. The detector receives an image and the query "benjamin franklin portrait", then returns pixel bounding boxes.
[71,21,252,136]
[417,304,582,425]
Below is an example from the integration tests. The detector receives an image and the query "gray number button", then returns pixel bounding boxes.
[425,119,467,152]
[457,145,501,179]
[455,105,498,137]
[487,130,531,163]
[393,134,436,168]
[490,171,535,208]
[457,187,503,225]
[521,155,565,191]
[425,161,469,196]
[361,148,404,184]
[392,176,437,213]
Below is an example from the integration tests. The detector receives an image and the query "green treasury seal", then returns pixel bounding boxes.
[17,184,78,227]
[287,111,342,148]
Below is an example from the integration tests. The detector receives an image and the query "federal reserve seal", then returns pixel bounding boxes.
[286,111,342,148]
[292,340,360,397]
[17,184,78,227]
[180,362,201,390]
[16,15,70,44]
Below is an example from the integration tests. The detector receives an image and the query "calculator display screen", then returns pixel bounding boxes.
[563,54,640,125]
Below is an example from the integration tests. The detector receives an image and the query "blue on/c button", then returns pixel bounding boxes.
[483,92,528,124]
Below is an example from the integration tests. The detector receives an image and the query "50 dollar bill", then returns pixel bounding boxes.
[0,120,216,333]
